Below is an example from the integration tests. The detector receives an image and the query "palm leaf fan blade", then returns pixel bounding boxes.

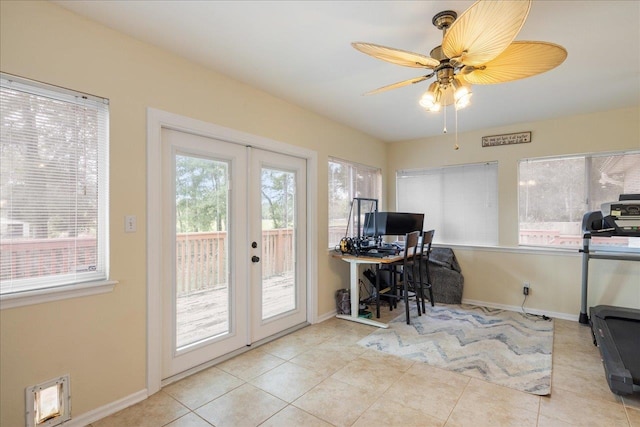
[443,0,532,66]
[352,42,439,68]
[364,76,429,95]
[462,41,567,84]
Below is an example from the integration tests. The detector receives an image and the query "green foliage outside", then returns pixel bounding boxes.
[175,155,295,233]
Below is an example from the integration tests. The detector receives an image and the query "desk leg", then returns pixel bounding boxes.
[336,261,389,328]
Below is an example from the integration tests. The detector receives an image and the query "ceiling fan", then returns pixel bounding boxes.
[352,0,567,112]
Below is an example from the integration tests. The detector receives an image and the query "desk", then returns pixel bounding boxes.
[333,252,405,328]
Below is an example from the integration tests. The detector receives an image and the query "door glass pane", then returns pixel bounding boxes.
[175,154,230,350]
[261,168,296,319]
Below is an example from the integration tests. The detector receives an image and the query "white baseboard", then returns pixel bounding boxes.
[462,298,579,322]
[321,302,577,323]
[316,309,337,323]
[64,389,148,426]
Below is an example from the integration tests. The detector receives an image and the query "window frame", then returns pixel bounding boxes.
[0,73,116,309]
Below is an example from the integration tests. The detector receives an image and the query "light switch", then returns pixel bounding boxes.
[125,215,137,233]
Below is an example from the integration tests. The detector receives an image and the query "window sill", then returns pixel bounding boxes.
[438,243,578,256]
[0,280,118,310]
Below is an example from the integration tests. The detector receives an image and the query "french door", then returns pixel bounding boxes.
[161,128,307,378]
[249,148,307,342]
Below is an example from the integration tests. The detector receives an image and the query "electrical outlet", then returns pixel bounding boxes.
[523,282,530,296]
[125,215,137,233]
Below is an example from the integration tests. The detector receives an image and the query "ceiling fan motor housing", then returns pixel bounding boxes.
[436,66,455,86]
[432,10,457,30]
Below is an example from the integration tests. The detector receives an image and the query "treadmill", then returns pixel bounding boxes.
[590,306,640,395]
[580,195,640,395]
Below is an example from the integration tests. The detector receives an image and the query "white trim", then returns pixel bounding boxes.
[0,280,117,310]
[146,108,318,395]
[462,298,579,322]
[306,154,318,324]
[434,243,581,257]
[146,109,163,394]
[62,389,147,427]
[316,309,338,324]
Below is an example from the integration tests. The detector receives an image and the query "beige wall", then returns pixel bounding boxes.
[1,1,639,426]
[388,107,640,315]
[0,2,387,425]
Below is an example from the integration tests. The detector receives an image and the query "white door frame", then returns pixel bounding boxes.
[146,108,318,394]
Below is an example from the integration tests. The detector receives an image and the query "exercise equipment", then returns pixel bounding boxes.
[580,195,640,395]
[590,305,640,395]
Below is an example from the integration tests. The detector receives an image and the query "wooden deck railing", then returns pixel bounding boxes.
[175,229,294,294]
[519,230,629,247]
[4,228,630,287]
[1,229,294,295]
[0,237,97,281]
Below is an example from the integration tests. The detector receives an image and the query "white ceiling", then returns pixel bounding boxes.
[54,0,640,142]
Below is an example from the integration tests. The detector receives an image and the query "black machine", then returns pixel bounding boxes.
[590,306,640,395]
[338,198,424,257]
[580,194,640,395]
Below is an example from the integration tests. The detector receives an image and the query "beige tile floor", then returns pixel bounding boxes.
[91,304,640,427]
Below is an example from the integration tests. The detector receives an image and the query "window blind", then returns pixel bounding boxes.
[328,157,381,248]
[397,162,498,245]
[0,74,109,295]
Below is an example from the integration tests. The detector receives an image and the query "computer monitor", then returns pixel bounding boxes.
[363,212,424,237]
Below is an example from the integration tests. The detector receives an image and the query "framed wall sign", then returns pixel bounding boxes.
[482,131,531,147]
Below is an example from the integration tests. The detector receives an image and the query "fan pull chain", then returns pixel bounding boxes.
[443,104,447,134]
[454,107,460,150]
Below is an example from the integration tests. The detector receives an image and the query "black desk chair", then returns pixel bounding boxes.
[416,230,436,314]
[376,230,421,325]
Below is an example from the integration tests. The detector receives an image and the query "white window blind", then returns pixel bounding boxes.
[0,74,109,296]
[328,157,381,248]
[397,162,498,246]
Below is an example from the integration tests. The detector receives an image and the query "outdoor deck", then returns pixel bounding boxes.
[176,271,295,348]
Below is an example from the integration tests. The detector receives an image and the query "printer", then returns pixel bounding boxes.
[583,194,640,237]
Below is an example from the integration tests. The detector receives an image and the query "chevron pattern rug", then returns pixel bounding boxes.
[358,304,553,395]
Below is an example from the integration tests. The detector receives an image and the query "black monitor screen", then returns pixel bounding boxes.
[363,212,424,237]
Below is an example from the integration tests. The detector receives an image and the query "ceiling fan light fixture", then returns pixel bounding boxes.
[455,91,472,110]
[452,77,472,110]
[419,82,442,112]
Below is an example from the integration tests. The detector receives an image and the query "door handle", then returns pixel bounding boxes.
[251,255,260,263]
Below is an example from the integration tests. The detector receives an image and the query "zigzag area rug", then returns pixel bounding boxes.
[357,304,553,395]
